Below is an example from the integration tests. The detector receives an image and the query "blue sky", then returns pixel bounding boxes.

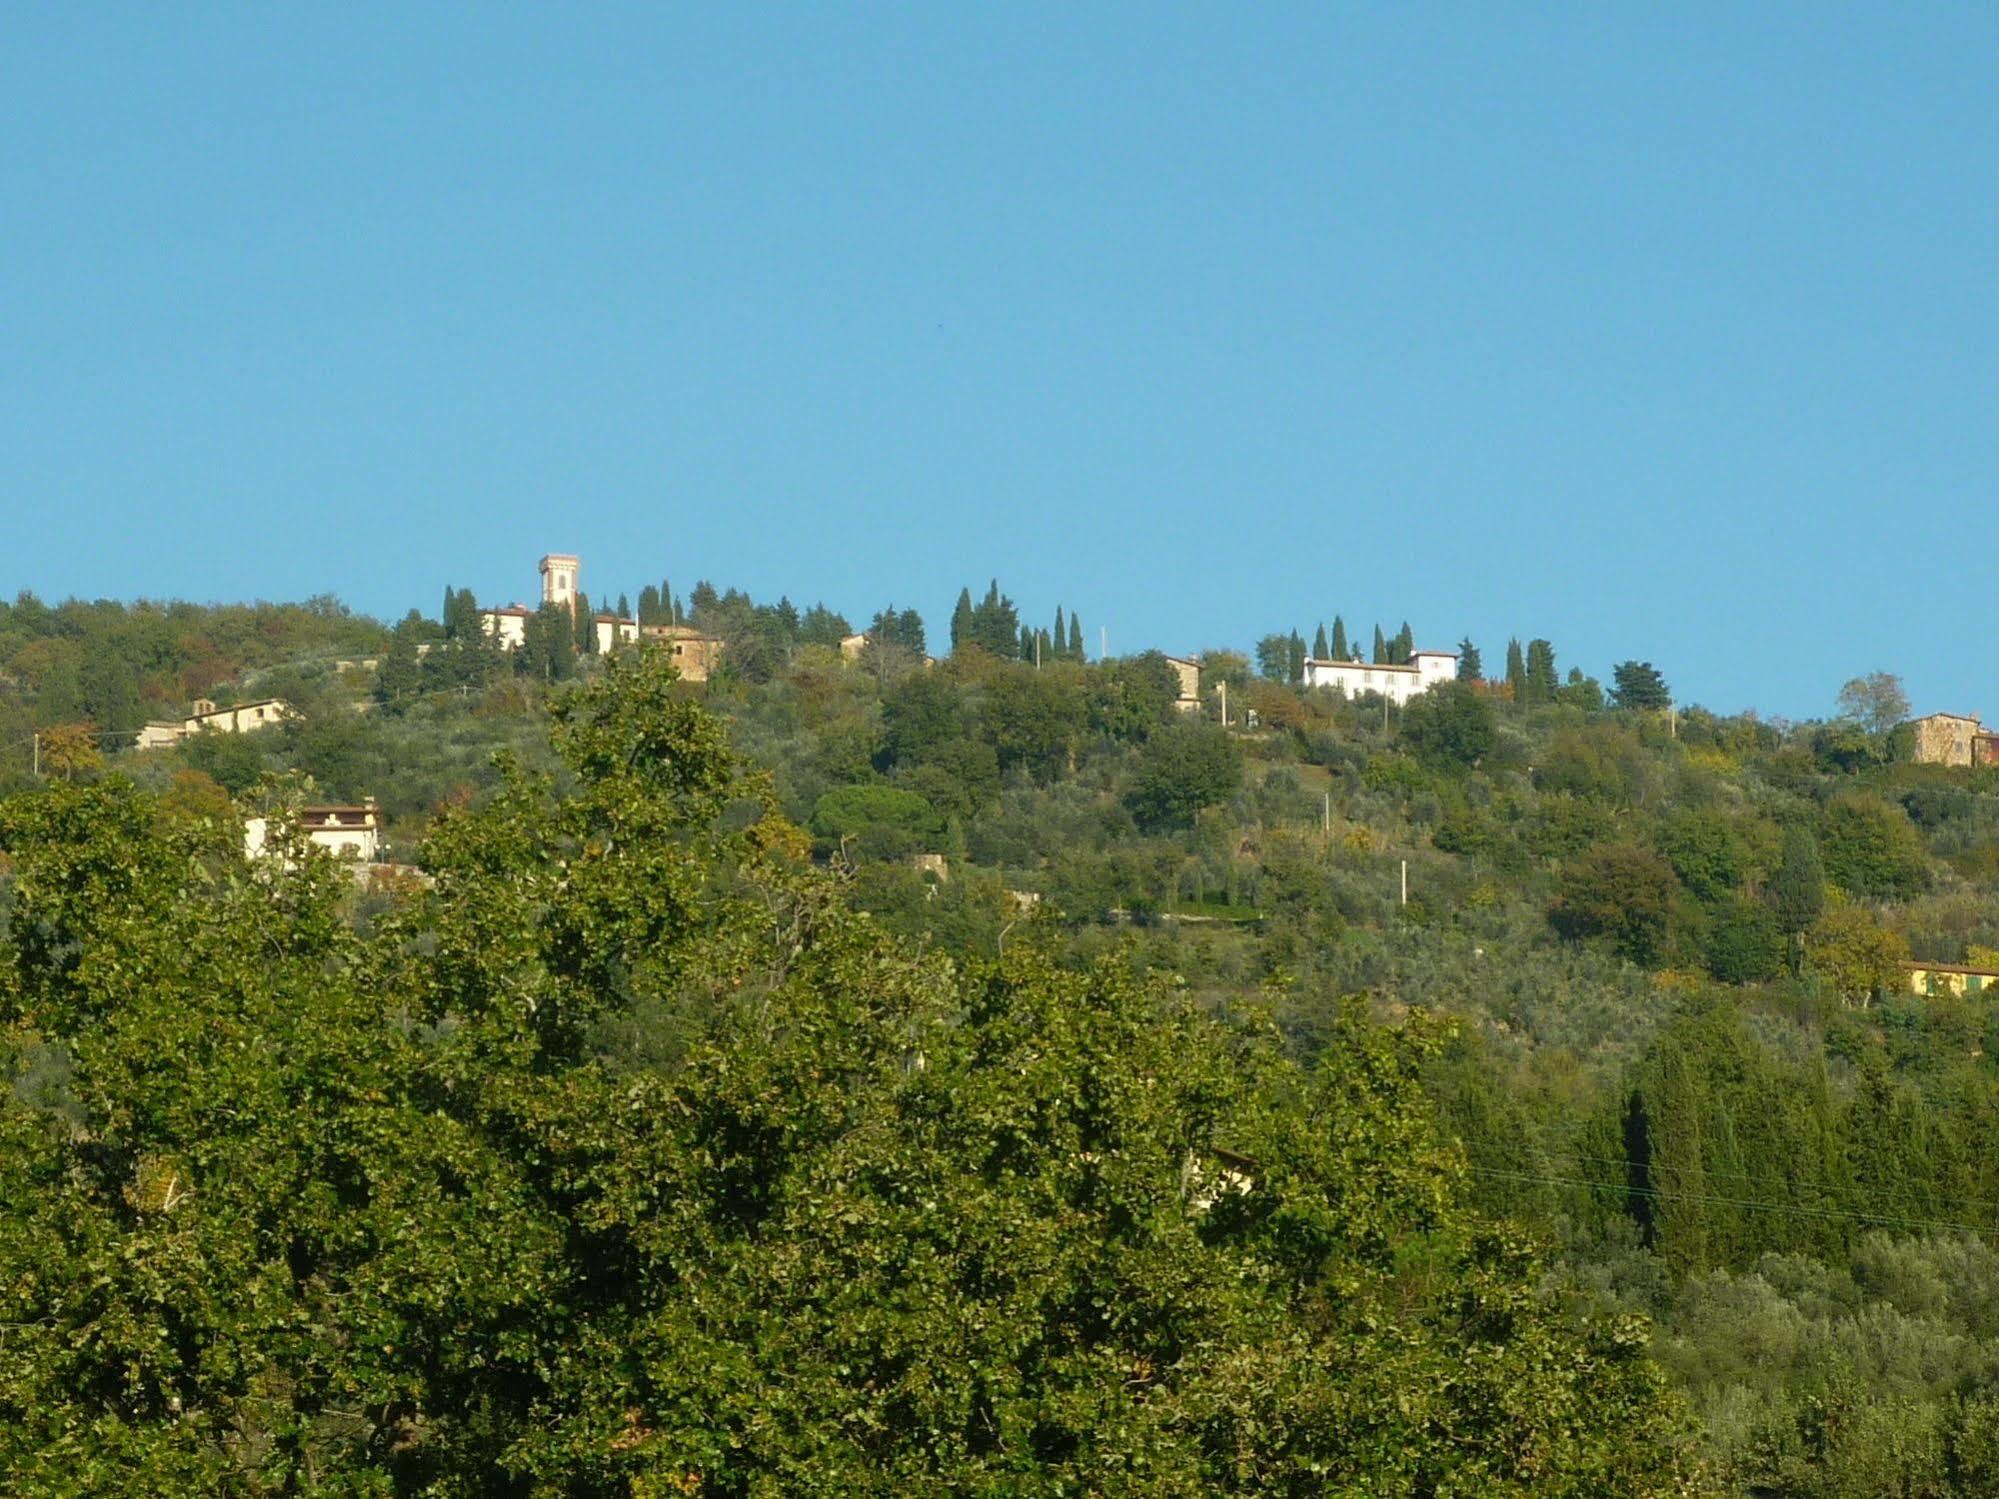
[4,6,1994,718]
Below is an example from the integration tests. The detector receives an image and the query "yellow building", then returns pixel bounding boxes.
[1906,961,1999,997]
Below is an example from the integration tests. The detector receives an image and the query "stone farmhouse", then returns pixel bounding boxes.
[1163,656,1202,713]
[1910,712,1999,769]
[1301,650,1458,706]
[135,696,297,751]
[479,554,725,681]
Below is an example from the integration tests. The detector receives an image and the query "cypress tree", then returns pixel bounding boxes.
[1770,827,1827,976]
[1020,624,1036,663]
[1331,616,1349,660]
[1391,621,1414,665]
[950,588,975,653]
[572,590,595,655]
[1372,625,1388,665]
[1525,639,1558,704]
[1054,606,1067,659]
[637,586,660,626]
[616,592,631,622]
[1313,623,1329,659]
[1068,614,1082,660]
[441,587,458,637]
[1287,630,1306,684]
[1456,638,1482,681]
[1505,638,1527,701]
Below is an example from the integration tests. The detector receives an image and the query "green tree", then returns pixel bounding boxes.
[1391,621,1414,665]
[1834,671,1910,737]
[1067,611,1082,661]
[1549,844,1680,965]
[1330,615,1349,660]
[1372,624,1389,664]
[949,586,975,652]
[1768,825,1828,976]
[1505,637,1527,700]
[1400,681,1495,770]
[1611,660,1672,710]
[1313,623,1329,659]
[1457,637,1482,681]
[1524,639,1559,705]
[1255,633,1292,681]
[1819,792,1929,899]
[373,611,427,710]
[1124,719,1243,831]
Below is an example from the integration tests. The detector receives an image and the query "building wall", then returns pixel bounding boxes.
[187,701,290,735]
[1302,658,1450,706]
[481,610,529,650]
[540,553,580,611]
[1913,714,1980,768]
[593,617,642,654]
[1908,965,1999,998]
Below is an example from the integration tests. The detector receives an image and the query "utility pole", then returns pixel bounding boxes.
[1400,859,1408,906]
[1322,792,1331,834]
[1218,679,1228,728]
[1099,626,1107,662]
[31,731,39,778]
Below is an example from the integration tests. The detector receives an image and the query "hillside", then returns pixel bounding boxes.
[9,587,1999,1492]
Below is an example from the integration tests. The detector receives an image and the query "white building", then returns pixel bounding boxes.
[1302,650,1458,706]
[245,799,382,863]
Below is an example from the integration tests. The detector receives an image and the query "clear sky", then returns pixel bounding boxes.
[5,6,1995,718]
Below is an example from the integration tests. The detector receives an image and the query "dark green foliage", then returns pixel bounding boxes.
[1656,809,1749,903]
[0,659,1711,1495]
[1372,623,1388,664]
[798,602,852,649]
[1457,637,1482,680]
[951,580,1021,658]
[1820,792,1930,898]
[373,612,427,710]
[979,666,1085,777]
[1313,622,1329,659]
[808,782,941,845]
[1400,681,1495,770]
[1124,719,1243,831]
[1330,615,1349,660]
[1702,896,1784,982]
[1505,636,1527,699]
[1255,632,1292,681]
[1524,639,1559,706]
[1612,660,1672,710]
[1085,652,1180,741]
[1550,844,1680,964]
[865,603,927,657]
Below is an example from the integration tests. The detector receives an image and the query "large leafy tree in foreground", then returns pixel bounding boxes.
[0,650,1708,1495]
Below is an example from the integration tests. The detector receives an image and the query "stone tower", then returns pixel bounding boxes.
[539,553,581,615]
